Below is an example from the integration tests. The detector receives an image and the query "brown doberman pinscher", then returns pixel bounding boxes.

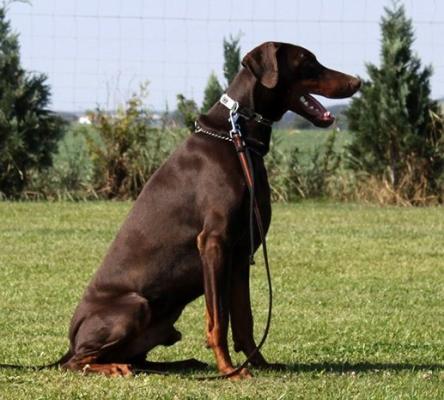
[60,42,360,379]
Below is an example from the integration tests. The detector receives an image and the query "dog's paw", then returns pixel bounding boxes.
[109,363,133,377]
[229,367,253,381]
[221,367,253,380]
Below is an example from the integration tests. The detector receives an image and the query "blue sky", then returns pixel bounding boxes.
[6,0,444,111]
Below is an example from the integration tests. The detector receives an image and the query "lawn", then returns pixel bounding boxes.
[274,128,352,156]
[0,201,443,399]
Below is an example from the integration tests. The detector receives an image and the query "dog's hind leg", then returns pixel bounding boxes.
[127,323,208,373]
[62,292,151,377]
[65,356,133,377]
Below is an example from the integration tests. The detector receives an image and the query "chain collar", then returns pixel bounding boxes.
[194,121,268,157]
[194,121,232,142]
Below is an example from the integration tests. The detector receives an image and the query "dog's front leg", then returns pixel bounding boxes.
[230,256,269,367]
[230,255,285,371]
[197,228,251,379]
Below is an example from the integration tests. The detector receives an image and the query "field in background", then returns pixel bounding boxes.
[0,202,443,399]
[274,128,351,156]
[59,123,348,170]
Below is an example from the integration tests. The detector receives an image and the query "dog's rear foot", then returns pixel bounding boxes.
[81,363,133,377]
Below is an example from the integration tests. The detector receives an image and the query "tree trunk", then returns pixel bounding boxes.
[389,132,399,189]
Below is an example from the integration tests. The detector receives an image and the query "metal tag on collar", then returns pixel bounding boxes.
[220,93,239,113]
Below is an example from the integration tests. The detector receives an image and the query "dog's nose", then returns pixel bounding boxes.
[350,76,361,92]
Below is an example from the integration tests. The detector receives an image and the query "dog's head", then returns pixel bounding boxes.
[241,42,361,127]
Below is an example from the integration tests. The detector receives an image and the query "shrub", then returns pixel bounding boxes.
[85,85,183,199]
[287,130,342,200]
[265,136,291,202]
[223,33,241,86]
[346,2,444,204]
[176,94,199,131]
[0,6,65,198]
[201,72,223,113]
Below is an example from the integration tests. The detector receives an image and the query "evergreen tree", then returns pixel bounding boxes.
[0,6,65,197]
[201,71,223,113]
[200,34,242,113]
[223,33,241,86]
[346,1,444,199]
[176,94,199,131]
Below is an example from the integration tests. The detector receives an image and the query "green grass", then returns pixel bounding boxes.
[0,201,443,399]
[274,128,351,153]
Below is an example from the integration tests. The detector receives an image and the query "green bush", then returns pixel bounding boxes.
[265,131,342,201]
[346,2,444,204]
[0,7,65,198]
[223,33,241,86]
[176,94,199,131]
[23,124,94,200]
[86,85,184,199]
[265,136,291,202]
[287,130,342,200]
[201,72,223,113]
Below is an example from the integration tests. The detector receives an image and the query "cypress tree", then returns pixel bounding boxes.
[346,1,444,199]
[0,6,64,197]
[200,34,241,113]
[176,94,199,131]
[223,33,241,86]
[201,71,223,113]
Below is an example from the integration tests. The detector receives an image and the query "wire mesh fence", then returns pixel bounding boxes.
[7,0,444,113]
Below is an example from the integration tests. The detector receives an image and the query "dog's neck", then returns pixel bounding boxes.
[197,68,285,153]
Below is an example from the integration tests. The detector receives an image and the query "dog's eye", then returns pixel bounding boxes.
[299,61,318,79]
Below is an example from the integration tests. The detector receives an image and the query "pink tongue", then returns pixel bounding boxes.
[299,95,335,120]
[322,111,335,121]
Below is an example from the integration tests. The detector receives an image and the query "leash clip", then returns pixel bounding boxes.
[229,110,247,154]
[228,109,241,138]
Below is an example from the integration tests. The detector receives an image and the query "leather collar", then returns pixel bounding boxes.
[219,94,273,127]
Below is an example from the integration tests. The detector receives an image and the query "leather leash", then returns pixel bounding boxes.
[194,100,274,380]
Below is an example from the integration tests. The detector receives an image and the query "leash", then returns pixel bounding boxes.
[193,97,274,380]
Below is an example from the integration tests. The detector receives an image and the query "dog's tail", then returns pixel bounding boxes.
[0,350,72,371]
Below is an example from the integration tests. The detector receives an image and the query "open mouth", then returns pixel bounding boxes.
[298,94,335,127]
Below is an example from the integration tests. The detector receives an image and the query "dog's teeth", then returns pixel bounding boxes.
[300,96,305,102]
[309,106,314,110]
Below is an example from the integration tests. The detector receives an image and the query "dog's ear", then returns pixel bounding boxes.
[241,42,282,89]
